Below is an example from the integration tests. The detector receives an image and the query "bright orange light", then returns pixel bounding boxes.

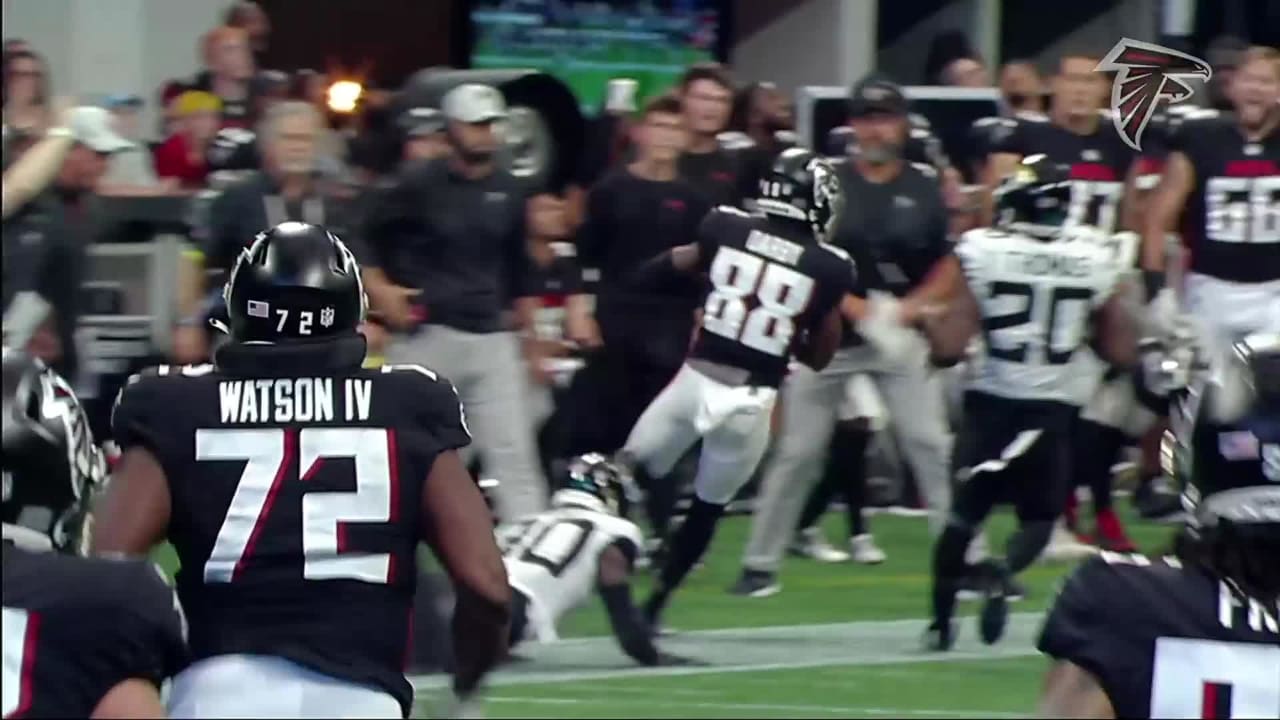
[327,80,363,113]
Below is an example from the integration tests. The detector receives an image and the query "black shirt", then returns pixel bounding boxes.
[111,342,472,716]
[830,159,950,345]
[679,147,744,208]
[688,207,854,387]
[1039,553,1280,719]
[364,158,532,334]
[1164,109,1280,283]
[2,545,189,718]
[1,188,96,380]
[201,171,367,277]
[577,168,710,367]
[989,111,1135,232]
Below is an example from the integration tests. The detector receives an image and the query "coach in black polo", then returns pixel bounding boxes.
[363,83,547,522]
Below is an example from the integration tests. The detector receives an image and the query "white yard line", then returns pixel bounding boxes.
[410,613,1045,690]
[484,694,1024,718]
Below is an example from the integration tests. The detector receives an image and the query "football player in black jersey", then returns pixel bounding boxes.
[618,148,853,629]
[1142,46,1280,351]
[91,222,511,718]
[2,348,188,718]
[1037,332,1280,719]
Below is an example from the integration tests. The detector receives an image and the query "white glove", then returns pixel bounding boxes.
[858,291,917,365]
[435,690,484,719]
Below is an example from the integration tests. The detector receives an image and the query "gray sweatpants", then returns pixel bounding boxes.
[387,325,547,521]
[742,339,955,572]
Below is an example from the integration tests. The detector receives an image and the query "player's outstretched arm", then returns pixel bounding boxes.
[92,446,171,556]
[1091,287,1140,369]
[421,449,512,699]
[920,276,979,367]
[1037,660,1116,719]
[596,543,661,666]
[626,244,702,289]
[1140,152,1192,282]
[91,678,167,719]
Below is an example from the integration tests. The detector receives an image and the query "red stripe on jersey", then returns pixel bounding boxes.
[1070,162,1119,181]
[386,428,400,583]
[540,293,566,308]
[1224,159,1280,177]
[300,457,325,482]
[11,611,41,718]
[233,428,295,581]
[1136,156,1164,178]
[1201,681,1233,719]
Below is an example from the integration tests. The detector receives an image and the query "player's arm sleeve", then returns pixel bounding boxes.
[952,233,986,296]
[597,537,659,666]
[1037,557,1127,707]
[402,369,473,455]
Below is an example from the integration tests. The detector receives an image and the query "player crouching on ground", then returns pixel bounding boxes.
[1037,332,1280,719]
[498,453,692,666]
[3,348,189,718]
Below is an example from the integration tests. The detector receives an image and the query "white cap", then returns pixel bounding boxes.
[66,106,133,153]
[441,83,507,124]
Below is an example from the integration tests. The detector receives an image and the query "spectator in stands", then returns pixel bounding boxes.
[157,81,189,138]
[940,57,990,88]
[999,60,1045,114]
[294,69,329,109]
[172,100,375,363]
[154,90,221,189]
[2,107,132,379]
[193,26,256,129]
[401,107,449,164]
[251,69,292,119]
[3,48,50,135]
[676,63,740,206]
[98,94,172,195]
[225,0,271,59]
[728,81,796,203]
[3,38,32,54]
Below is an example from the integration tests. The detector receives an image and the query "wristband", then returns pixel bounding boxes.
[1142,270,1165,303]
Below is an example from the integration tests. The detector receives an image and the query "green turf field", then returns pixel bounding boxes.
[405,502,1175,718]
[151,499,1173,718]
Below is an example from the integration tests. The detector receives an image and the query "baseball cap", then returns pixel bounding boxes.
[66,106,133,153]
[401,107,444,137]
[442,83,508,124]
[848,76,908,118]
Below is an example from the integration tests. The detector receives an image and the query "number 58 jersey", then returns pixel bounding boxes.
[688,207,855,388]
[498,505,643,642]
[958,227,1121,405]
[110,360,472,715]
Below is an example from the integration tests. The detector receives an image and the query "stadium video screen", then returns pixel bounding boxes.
[469,0,725,114]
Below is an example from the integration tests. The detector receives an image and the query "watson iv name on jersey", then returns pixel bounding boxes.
[2,546,188,718]
[110,361,471,715]
[689,207,854,386]
[957,227,1120,404]
[1165,109,1280,283]
[1040,552,1279,719]
[498,506,643,643]
[989,110,1136,232]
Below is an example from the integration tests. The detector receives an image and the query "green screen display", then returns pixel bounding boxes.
[470,0,723,114]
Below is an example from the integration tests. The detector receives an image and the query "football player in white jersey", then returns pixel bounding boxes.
[920,155,1140,651]
[498,453,685,665]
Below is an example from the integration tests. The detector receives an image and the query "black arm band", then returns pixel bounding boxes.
[1142,270,1166,303]
[599,582,659,665]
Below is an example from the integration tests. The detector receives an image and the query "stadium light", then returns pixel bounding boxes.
[327,80,363,113]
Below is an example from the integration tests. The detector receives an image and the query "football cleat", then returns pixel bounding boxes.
[728,569,781,598]
[850,534,887,565]
[789,527,850,563]
[922,619,956,652]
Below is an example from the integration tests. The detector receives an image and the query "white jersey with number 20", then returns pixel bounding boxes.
[498,504,643,642]
[958,227,1120,405]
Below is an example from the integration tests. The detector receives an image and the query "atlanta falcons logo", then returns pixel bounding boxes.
[1096,38,1212,151]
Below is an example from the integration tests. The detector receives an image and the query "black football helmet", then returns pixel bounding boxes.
[992,154,1074,238]
[551,453,636,518]
[755,148,844,242]
[223,221,367,342]
[2,348,106,553]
